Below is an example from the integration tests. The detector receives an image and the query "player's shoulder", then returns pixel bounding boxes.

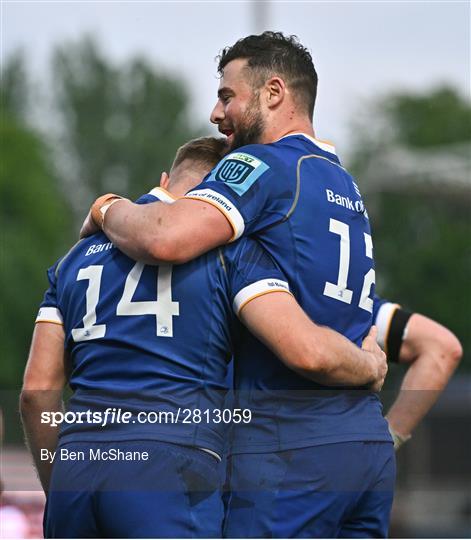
[232,142,291,168]
[54,233,111,278]
[217,142,289,174]
[218,135,339,172]
[273,134,343,167]
[220,234,246,260]
[197,144,283,201]
[222,236,275,272]
[223,235,258,257]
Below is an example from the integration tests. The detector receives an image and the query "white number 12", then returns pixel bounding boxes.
[323,218,375,313]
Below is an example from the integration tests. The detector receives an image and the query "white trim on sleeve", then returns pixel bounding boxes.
[35,307,64,325]
[233,279,291,315]
[184,188,245,241]
[375,302,400,348]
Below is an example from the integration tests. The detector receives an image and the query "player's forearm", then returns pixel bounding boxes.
[386,347,461,436]
[20,390,63,493]
[296,326,379,387]
[91,194,233,264]
[385,314,462,438]
[103,200,170,264]
[241,294,384,388]
[22,323,67,492]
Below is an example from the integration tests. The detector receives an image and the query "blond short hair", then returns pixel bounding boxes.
[171,136,228,171]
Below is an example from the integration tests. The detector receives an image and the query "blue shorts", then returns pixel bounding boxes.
[44,440,224,538]
[223,441,395,538]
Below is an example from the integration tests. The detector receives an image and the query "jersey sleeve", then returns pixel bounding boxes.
[224,238,292,316]
[35,261,64,325]
[373,295,412,363]
[373,295,397,349]
[135,187,177,205]
[184,145,296,241]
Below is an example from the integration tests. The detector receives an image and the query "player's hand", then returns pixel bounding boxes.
[362,326,388,392]
[80,209,100,238]
[387,422,411,451]
[79,193,127,238]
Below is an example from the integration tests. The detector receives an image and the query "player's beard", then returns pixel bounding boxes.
[229,93,265,151]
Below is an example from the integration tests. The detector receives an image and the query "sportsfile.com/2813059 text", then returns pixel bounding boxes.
[40,408,253,427]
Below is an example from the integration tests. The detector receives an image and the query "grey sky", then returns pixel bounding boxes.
[3,1,470,154]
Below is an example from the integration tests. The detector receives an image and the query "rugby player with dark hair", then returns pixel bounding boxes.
[79,32,396,537]
[22,136,387,538]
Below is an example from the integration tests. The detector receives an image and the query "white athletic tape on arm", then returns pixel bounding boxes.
[100,197,128,227]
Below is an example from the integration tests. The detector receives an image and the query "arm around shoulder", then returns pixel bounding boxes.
[239,292,386,388]
[102,198,234,264]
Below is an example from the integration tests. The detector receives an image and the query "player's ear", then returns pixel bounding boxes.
[160,171,170,190]
[265,76,285,109]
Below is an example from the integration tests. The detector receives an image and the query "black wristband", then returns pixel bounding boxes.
[387,308,413,363]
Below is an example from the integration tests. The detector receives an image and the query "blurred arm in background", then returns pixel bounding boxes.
[20,323,67,493]
[374,298,462,449]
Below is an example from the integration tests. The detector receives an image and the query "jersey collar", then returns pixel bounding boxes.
[277,133,337,156]
[147,186,178,204]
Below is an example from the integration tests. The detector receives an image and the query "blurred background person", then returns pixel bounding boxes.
[373,297,462,449]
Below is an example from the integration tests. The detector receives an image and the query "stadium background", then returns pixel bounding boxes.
[1,1,469,537]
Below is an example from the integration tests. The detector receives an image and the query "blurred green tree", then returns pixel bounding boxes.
[1,41,203,440]
[383,87,471,148]
[0,53,73,389]
[1,39,204,390]
[348,86,471,369]
[1,49,30,121]
[51,36,202,219]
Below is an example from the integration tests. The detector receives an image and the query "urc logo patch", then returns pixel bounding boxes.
[212,152,269,195]
[216,159,254,184]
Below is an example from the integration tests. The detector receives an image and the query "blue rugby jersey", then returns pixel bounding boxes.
[185,134,392,452]
[36,188,291,456]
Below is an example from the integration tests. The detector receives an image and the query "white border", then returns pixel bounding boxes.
[184,188,245,241]
[148,187,177,204]
[35,307,64,325]
[233,279,291,315]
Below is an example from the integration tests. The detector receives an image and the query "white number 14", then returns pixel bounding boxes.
[72,262,180,342]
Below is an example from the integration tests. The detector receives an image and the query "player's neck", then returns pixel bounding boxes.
[261,116,314,144]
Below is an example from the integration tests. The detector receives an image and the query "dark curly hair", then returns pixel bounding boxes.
[217,31,318,118]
